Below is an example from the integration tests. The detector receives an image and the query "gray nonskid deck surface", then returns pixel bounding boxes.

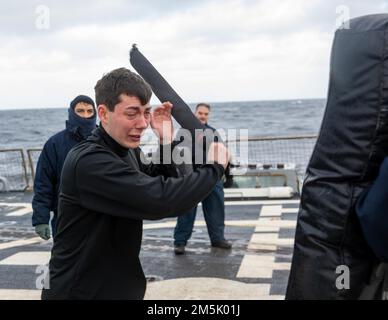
[0,192,299,300]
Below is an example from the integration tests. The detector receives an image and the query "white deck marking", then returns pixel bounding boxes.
[237,204,295,281]
[237,255,291,278]
[259,205,282,217]
[224,200,299,206]
[144,277,272,300]
[0,289,40,300]
[0,252,50,266]
[143,219,296,230]
[249,233,294,247]
[0,203,32,207]
[6,207,32,217]
[0,202,33,217]
[0,237,45,250]
[281,208,299,213]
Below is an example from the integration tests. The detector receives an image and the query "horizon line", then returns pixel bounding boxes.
[0,97,326,111]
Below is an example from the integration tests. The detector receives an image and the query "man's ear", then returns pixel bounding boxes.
[98,105,109,124]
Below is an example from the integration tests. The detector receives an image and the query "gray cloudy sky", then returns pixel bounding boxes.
[1,0,388,109]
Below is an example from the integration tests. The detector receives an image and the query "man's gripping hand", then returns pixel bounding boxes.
[207,142,230,170]
[35,224,51,240]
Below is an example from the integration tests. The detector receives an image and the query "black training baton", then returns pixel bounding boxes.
[129,44,205,135]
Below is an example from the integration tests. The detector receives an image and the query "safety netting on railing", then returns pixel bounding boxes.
[226,135,317,177]
[0,135,318,191]
[0,149,29,191]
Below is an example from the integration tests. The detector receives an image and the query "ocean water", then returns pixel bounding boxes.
[0,99,326,149]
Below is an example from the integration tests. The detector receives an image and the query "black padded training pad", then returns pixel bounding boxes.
[286,14,388,300]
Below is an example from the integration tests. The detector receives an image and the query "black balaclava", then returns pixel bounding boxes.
[66,95,97,139]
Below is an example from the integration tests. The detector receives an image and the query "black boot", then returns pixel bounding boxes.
[211,240,232,249]
[174,244,186,255]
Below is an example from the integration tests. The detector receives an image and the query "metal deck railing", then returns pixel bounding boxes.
[0,135,317,192]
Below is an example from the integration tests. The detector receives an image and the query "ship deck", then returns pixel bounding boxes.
[0,191,299,300]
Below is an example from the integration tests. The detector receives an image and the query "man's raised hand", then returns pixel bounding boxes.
[151,101,173,144]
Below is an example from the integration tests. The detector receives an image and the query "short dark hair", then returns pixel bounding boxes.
[196,103,211,111]
[94,67,152,111]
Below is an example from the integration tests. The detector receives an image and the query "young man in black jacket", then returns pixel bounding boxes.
[41,68,229,300]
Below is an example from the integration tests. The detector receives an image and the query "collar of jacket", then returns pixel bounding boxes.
[66,107,96,140]
[91,125,130,158]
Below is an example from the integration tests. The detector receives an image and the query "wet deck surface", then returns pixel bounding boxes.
[0,192,299,300]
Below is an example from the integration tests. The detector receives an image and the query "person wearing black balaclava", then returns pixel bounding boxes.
[32,95,96,240]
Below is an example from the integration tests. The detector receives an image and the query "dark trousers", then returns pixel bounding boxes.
[174,180,225,245]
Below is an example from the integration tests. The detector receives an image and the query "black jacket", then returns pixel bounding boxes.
[42,126,224,300]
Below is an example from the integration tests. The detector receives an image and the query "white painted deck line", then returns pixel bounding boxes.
[144,277,271,300]
[253,220,296,228]
[143,219,296,230]
[259,205,283,217]
[0,203,32,207]
[246,243,277,251]
[237,203,295,281]
[0,237,45,250]
[281,208,299,213]
[0,289,41,300]
[6,207,32,217]
[249,233,294,247]
[224,200,299,206]
[247,231,279,251]
[237,255,291,278]
[0,252,50,266]
[0,202,33,217]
